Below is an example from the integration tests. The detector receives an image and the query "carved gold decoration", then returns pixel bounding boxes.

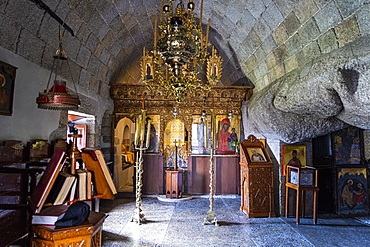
[206,46,223,85]
[111,84,252,155]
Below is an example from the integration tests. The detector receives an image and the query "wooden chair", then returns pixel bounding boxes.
[0,163,44,246]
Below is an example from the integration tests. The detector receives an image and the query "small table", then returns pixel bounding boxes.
[285,165,319,224]
[165,170,183,199]
[31,211,106,246]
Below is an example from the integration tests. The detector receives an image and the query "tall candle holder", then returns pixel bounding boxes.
[131,97,151,225]
[203,96,218,226]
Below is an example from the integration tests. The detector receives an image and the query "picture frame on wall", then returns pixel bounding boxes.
[0,61,17,116]
[281,145,307,176]
[337,167,368,215]
[332,126,363,165]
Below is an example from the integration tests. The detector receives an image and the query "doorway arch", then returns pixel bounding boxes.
[114,117,135,192]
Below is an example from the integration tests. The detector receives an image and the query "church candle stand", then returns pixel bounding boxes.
[203,106,218,226]
[131,100,151,225]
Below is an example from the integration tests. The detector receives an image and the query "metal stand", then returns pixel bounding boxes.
[203,108,218,226]
[131,146,147,224]
[130,105,151,225]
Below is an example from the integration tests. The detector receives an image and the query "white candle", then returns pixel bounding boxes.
[146,118,151,148]
[140,110,146,143]
[134,116,141,146]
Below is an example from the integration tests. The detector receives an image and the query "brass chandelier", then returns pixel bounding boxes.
[141,0,223,102]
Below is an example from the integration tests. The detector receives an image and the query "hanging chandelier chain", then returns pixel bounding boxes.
[141,0,222,103]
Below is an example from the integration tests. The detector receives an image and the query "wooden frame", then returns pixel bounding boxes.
[216,115,240,155]
[240,136,271,164]
[282,145,306,176]
[245,146,266,162]
[0,61,17,116]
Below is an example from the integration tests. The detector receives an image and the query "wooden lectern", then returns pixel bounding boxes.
[239,135,275,217]
[165,170,183,198]
[285,165,319,224]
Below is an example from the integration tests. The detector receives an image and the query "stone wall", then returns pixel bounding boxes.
[239,1,370,91]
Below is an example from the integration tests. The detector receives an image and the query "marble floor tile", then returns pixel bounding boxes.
[100,196,370,247]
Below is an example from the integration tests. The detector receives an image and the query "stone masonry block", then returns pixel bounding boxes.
[77,23,92,45]
[254,18,272,41]
[254,47,267,64]
[99,48,111,65]
[273,63,285,80]
[335,16,361,48]
[89,75,100,94]
[262,2,284,31]
[246,0,265,20]
[299,18,321,44]
[272,25,289,46]
[100,81,110,99]
[284,55,298,74]
[75,1,95,23]
[244,55,258,73]
[285,33,303,56]
[88,55,101,76]
[336,0,363,19]
[79,69,91,88]
[302,41,321,63]
[283,12,301,36]
[261,35,277,56]
[274,44,289,63]
[356,4,370,35]
[266,53,278,70]
[77,45,92,68]
[98,64,109,81]
[0,15,20,52]
[102,30,116,50]
[314,1,342,32]
[295,0,318,24]
[17,29,44,65]
[317,28,338,54]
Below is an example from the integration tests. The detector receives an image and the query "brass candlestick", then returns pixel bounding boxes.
[131,98,151,225]
[203,103,218,226]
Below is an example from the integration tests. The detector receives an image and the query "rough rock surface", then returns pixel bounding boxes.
[243,39,370,143]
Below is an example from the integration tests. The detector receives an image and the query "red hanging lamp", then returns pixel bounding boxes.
[37,29,80,110]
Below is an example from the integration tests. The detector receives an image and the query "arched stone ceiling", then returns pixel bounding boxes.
[1,0,325,89]
[2,0,370,143]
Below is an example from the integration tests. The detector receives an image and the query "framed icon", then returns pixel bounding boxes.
[0,61,17,116]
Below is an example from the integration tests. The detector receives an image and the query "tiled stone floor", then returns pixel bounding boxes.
[100,195,370,247]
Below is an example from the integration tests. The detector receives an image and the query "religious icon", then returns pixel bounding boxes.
[217,118,231,152]
[337,168,368,215]
[246,147,266,162]
[146,63,153,79]
[0,61,16,116]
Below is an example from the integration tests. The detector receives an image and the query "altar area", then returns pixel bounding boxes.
[111,85,252,196]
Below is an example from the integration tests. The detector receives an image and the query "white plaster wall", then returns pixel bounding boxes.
[0,47,60,143]
[114,117,135,192]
